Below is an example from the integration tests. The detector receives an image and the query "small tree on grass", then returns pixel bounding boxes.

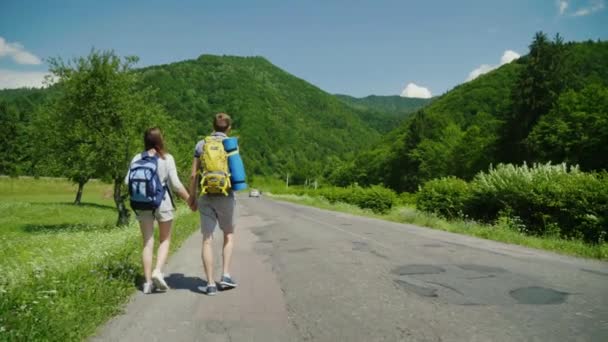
[46,49,168,225]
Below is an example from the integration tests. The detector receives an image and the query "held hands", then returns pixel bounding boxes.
[187,196,198,212]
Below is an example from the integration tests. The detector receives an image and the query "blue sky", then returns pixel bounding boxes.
[0,0,606,97]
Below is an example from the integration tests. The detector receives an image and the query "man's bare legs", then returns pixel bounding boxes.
[202,233,215,286]
[201,228,235,291]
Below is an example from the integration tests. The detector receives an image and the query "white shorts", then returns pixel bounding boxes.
[135,209,174,223]
[198,194,236,237]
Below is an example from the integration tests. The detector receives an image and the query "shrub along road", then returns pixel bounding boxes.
[93,195,608,341]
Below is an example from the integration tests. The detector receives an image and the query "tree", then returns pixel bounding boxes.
[528,84,608,170]
[500,32,568,162]
[46,50,169,224]
[410,124,464,182]
[0,102,22,176]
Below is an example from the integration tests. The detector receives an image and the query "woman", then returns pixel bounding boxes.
[126,127,190,294]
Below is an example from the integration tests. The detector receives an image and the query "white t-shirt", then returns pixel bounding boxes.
[125,152,185,212]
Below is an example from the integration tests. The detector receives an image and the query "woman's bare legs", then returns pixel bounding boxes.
[139,219,155,284]
[155,220,172,272]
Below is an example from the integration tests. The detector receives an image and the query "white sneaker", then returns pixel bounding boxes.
[152,270,169,291]
[143,282,154,294]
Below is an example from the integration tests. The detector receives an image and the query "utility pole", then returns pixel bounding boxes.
[314,179,318,190]
[286,172,289,188]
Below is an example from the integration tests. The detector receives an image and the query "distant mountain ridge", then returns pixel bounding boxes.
[335,94,432,117]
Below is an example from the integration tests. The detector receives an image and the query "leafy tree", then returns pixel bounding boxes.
[528,84,608,170]
[411,123,464,182]
[499,32,569,162]
[0,102,23,176]
[46,50,169,224]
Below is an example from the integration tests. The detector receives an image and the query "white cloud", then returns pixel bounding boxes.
[400,82,432,98]
[558,0,569,15]
[0,36,42,65]
[572,0,605,16]
[466,50,520,82]
[466,64,494,82]
[0,69,49,89]
[500,50,520,64]
[558,0,605,16]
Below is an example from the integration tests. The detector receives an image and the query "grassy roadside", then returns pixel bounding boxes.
[268,193,608,260]
[0,178,199,341]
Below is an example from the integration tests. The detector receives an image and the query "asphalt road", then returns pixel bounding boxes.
[93,195,608,342]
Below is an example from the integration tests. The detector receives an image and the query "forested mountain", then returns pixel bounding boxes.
[3,34,606,191]
[137,55,385,178]
[335,94,432,117]
[330,34,608,192]
[1,55,388,182]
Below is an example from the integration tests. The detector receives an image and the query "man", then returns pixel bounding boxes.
[188,113,237,296]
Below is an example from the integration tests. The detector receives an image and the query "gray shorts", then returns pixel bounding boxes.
[198,194,236,237]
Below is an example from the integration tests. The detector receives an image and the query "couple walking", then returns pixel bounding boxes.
[126,113,238,296]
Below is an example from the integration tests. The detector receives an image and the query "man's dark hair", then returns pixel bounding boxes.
[213,113,232,133]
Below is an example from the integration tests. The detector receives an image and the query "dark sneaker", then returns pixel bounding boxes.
[220,275,237,289]
[203,284,218,296]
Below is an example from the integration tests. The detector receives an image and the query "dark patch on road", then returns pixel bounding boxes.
[204,320,227,334]
[443,241,512,257]
[280,238,289,242]
[258,239,273,243]
[287,247,315,253]
[394,279,438,297]
[466,274,496,280]
[352,241,369,251]
[341,223,352,226]
[423,244,443,248]
[581,268,608,277]
[370,250,388,259]
[509,286,569,305]
[392,264,445,275]
[251,229,266,237]
[457,264,508,274]
[426,281,465,296]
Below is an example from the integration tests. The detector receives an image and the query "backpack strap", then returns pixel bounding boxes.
[166,185,176,209]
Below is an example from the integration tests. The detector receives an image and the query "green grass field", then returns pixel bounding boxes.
[0,177,199,341]
[267,193,608,260]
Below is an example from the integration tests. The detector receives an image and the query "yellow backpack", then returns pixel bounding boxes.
[199,136,231,195]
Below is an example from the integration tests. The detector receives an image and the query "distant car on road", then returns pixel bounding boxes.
[249,189,261,198]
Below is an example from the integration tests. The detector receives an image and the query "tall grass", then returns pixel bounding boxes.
[0,177,199,341]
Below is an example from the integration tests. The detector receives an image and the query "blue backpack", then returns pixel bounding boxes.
[128,152,166,211]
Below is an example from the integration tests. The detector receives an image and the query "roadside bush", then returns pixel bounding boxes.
[353,185,398,214]
[305,185,397,214]
[397,192,417,207]
[416,177,470,219]
[468,163,608,243]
